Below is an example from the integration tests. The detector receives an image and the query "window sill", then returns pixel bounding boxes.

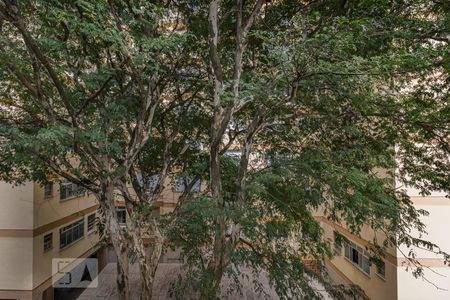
[376,273,386,281]
[59,194,85,202]
[59,236,84,251]
[344,257,371,278]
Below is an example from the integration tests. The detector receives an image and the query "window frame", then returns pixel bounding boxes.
[333,231,342,256]
[344,241,371,276]
[116,208,126,226]
[59,219,85,250]
[43,232,53,252]
[148,174,160,192]
[44,182,53,198]
[225,151,242,161]
[87,213,96,234]
[376,260,386,279]
[59,180,85,201]
[175,176,201,193]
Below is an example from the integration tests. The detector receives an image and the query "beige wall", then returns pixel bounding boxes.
[0,182,34,291]
[32,215,100,289]
[320,184,450,300]
[0,181,100,293]
[0,181,34,229]
[32,180,100,288]
[33,182,98,228]
[0,237,34,290]
[321,220,398,300]
[122,176,204,215]
[354,223,397,258]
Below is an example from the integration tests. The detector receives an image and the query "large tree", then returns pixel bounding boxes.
[164,0,450,299]
[1,0,449,300]
[0,0,194,299]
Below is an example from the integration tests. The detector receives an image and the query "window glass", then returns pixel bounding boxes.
[344,243,351,259]
[225,151,242,162]
[87,213,96,233]
[362,255,371,274]
[333,231,342,255]
[117,208,126,225]
[44,233,53,252]
[59,219,84,249]
[344,242,371,275]
[175,176,201,192]
[44,182,53,198]
[60,180,85,201]
[352,248,359,264]
[148,174,160,191]
[376,261,386,278]
[135,174,160,192]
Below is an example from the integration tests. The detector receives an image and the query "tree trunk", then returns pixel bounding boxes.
[100,183,131,300]
[200,263,224,299]
[138,230,163,300]
[116,249,130,300]
[126,202,164,300]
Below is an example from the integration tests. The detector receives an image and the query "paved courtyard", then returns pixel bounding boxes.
[78,262,280,299]
[77,262,332,299]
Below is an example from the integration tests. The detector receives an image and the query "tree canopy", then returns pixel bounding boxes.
[0,0,449,299]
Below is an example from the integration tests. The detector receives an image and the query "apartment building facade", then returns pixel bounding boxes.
[129,152,449,300]
[0,180,106,300]
[321,186,450,300]
[115,175,202,223]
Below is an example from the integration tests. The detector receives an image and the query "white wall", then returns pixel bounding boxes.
[396,201,450,300]
[397,203,450,260]
[397,267,450,300]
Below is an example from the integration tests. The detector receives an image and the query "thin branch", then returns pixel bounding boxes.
[10,12,77,123]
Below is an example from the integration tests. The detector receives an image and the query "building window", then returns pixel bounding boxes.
[117,208,126,225]
[44,182,53,198]
[376,260,386,279]
[175,176,201,193]
[225,151,242,162]
[44,233,53,252]
[333,231,342,256]
[148,174,160,192]
[135,173,160,193]
[344,242,371,275]
[60,180,85,201]
[87,213,96,233]
[60,219,84,249]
